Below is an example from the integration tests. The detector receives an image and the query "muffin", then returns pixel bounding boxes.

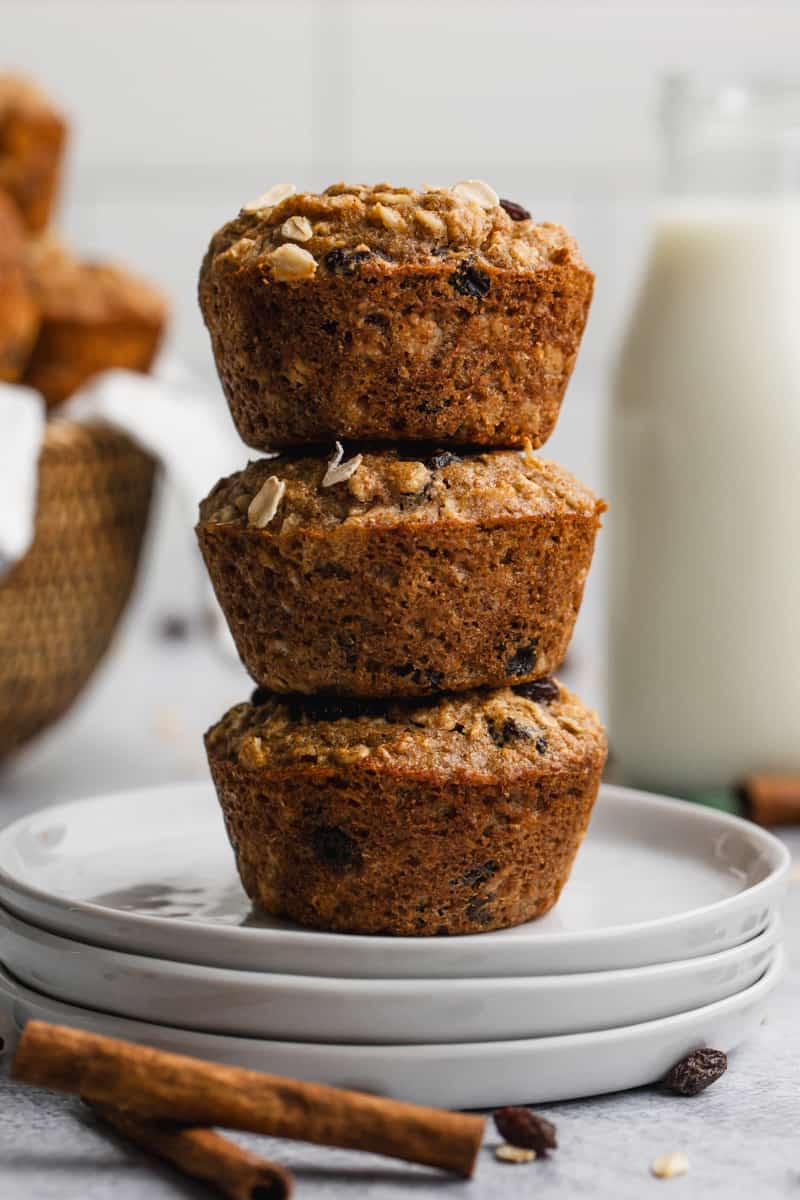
[197,446,605,697]
[206,680,606,936]
[198,180,593,449]
[0,74,66,233]
[23,240,167,407]
[0,192,39,382]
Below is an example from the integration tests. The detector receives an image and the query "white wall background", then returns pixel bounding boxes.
[3,0,800,705]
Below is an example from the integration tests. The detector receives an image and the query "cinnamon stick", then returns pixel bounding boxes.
[743,774,800,827]
[13,1021,484,1178]
[88,1101,292,1200]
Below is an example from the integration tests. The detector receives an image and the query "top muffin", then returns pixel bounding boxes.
[199,181,593,449]
[207,180,582,273]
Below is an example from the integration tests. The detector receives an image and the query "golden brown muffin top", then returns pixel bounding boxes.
[28,237,166,324]
[206,680,606,780]
[204,181,587,281]
[199,446,604,534]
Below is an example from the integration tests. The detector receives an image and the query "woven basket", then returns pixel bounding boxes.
[0,419,156,760]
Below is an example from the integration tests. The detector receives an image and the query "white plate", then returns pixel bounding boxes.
[0,905,781,1043]
[0,953,783,1107]
[0,782,788,978]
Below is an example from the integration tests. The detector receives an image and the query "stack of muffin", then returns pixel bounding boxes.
[197,180,607,937]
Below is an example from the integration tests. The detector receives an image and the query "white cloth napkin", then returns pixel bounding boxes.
[0,360,247,580]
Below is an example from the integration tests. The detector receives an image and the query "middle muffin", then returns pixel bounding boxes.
[199,445,604,698]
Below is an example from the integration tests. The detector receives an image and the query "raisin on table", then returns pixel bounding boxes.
[493,1107,558,1155]
[663,1049,727,1096]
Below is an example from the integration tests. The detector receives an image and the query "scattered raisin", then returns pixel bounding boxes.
[499,198,531,222]
[324,247,373,275]
[363,312,389,327]
[310,825,362,871]
[250,685,271,706]
[535,735,548,754]
[493,1107,557,1156]
[506,642,538,677]
[449,259,491,298]
[390,663,415,677]
[515,677,559,705]
[426,450,461,471]
[321,319,338,334]
[663,1049,727,1096]
[426,669,444,689]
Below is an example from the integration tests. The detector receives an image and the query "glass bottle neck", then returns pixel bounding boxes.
[660,74,800,198]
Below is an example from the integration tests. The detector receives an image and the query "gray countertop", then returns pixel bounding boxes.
[1,938,798,1199]
[0,508,797,1198]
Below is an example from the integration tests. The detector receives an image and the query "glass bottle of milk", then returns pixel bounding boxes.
[609,77,800,794]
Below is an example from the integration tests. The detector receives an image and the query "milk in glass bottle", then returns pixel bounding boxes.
[609,77,800,793]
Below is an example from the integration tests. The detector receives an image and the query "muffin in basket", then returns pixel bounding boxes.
[197,445,605,698]
[206,680,607,936]
[0,74,66,234]
[0,191,39,382]
[24,239,167,408]
[199,181,593,449]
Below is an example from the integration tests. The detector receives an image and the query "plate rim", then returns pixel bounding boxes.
[0,900,782,994]
[0,946,784,1055]
[0,780,790,954]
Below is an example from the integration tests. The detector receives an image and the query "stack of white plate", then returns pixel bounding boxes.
[0,782,788,1108]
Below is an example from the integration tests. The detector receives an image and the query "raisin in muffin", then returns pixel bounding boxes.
[197,446,605,698]
[23,240,167,407]
[0,192,39,382]
[198,181,593,449]
[206,680,607,936]
[0,75,66,233]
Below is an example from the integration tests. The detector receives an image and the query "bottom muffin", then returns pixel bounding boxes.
[205,680,607,936]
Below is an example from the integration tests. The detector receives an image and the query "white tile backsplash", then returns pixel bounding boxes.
[9,0,798,381]
[2,1,315,170]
